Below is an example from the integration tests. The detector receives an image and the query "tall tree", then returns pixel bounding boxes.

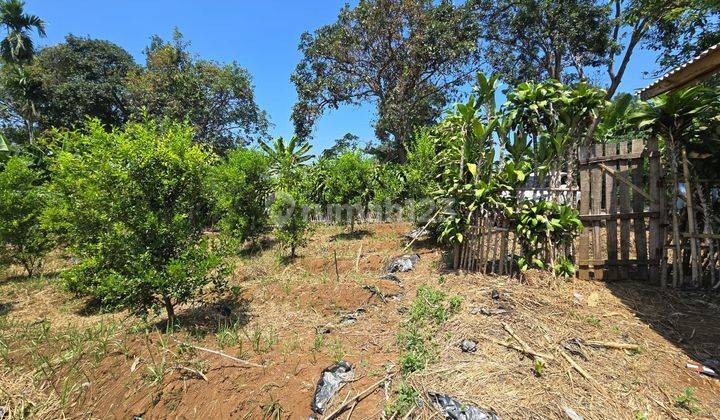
[475,0,717,98]
[126,30,269,153]
[291,0,482,162]
[476,0,610,85]
[30,35,139,130]
[0,0,44,64]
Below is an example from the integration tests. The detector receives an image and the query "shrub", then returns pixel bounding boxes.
[269,190,311,258]
[512,199,582,273]
[46,119,226,322]
[209,148,271,247]
[0,157,53,276]
[320,152,373,231]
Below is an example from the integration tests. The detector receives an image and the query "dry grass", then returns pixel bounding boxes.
[1,223,720,419]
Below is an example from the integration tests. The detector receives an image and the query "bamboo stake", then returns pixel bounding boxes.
[682,149,700,286]
[172,340,265,368]
[668,142,684,287]
[477,333,554,360]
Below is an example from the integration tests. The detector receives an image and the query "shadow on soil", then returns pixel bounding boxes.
[330,229,372,241]
[605,281,720,364]
[156,296,252,337]
[0,301,13,316]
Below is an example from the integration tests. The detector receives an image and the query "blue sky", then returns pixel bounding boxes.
[29,0,663,154]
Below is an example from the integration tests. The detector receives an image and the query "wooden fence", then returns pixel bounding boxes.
[454,212,516,275]
[575,139,664,281]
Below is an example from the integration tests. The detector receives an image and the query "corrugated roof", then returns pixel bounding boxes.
[638,43,720,99]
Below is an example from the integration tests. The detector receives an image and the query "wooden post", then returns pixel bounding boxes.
[669,141,684,287]
[682,148,700,286]
[578,145,591,279]
[647,137,665,286]
[591,144,604,270]
[605,143,618,281]
[631,140,648,280]
[618,142,631,265]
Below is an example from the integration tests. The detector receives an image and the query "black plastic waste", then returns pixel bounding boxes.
[385,254,420,273]
[428,392,499,420]
[491,290,500,300]
[311,361,355,414]
[381,273,403,284]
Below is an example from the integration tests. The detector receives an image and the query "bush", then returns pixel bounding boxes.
[320,152,373,231]
[0,157,53,276]
[209,148,271,247]
[269,190,311,258]
[46,119,226,322]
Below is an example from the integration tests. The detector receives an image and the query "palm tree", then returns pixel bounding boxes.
[259,136,312,188]
[0,0,45,64]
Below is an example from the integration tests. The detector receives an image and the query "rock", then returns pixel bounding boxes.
[491,290,500,300]
[428,392,499,420]
[460,339,477,353]
[385,254,420,273]
[311,361,355,414]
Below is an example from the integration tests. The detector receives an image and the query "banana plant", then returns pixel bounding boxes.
[258,136,313,188]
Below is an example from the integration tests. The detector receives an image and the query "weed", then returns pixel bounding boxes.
[634,411,648,420]
[261,394,284,419]
[585,315,601,327]
[311,334,324,353]
[329,338,345,362]
[385,382,419,417]
[675,387,700,414]
[533,359,544,376]
[216,322,240,349]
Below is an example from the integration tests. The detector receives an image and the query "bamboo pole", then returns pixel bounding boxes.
[682,148,700,286]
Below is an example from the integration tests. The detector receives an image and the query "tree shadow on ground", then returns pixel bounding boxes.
[0,301,14,316]
[155,295,252,338]
[238,237,277,257]
[605,280,720,365]
[330,229,371,241]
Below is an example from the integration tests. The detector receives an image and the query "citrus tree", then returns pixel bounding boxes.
[46,119,226,323]
[0,156,52,276]
[319,151,374,232]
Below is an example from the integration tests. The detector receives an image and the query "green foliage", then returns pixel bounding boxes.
[269,190,311,258]
[398,285,461,374]
[675,387,701,414]
[209,148,271,245]
[385,382,419,417]
[0,0,46,64]
[291,0,482,160]
[318,151,374,230]
[553,256,576,278]
[259,136,312,189]
[30,35,139,130]
[371,162,405,207]
[512,200,582,272]
[125,30,268,153]
[0,155,52,276]
[46,119,226,321]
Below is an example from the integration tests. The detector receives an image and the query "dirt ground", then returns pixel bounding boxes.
[2,222,720,419]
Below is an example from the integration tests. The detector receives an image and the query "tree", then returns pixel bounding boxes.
[292,0,482,161]
[46,119,226,323]
[259,136,312,188]
[321,133,362,159]
[319,151,374,232]
[475,0,716,98]
[209,148,272,247]
[126,30,268,153]
[269,189,311,258]
[0,156,52,276]
[0,0,44,64]
[475,0,610,85]
[30,35,139,130]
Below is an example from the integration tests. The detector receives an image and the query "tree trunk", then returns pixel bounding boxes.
[163,296,176,325]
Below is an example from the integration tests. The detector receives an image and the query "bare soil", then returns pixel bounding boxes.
[2,222,720,419]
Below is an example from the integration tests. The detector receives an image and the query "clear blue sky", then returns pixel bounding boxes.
[29,0,663,154]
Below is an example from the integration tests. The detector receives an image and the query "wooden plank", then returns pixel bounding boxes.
[579,259,660,267]
[631,140,648,280]
[591,144,604,262]
[579,151,645,165]
[578,145,592,279]
[605,143,618,281]
[597,163,656,203]
[618,142,631,264]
